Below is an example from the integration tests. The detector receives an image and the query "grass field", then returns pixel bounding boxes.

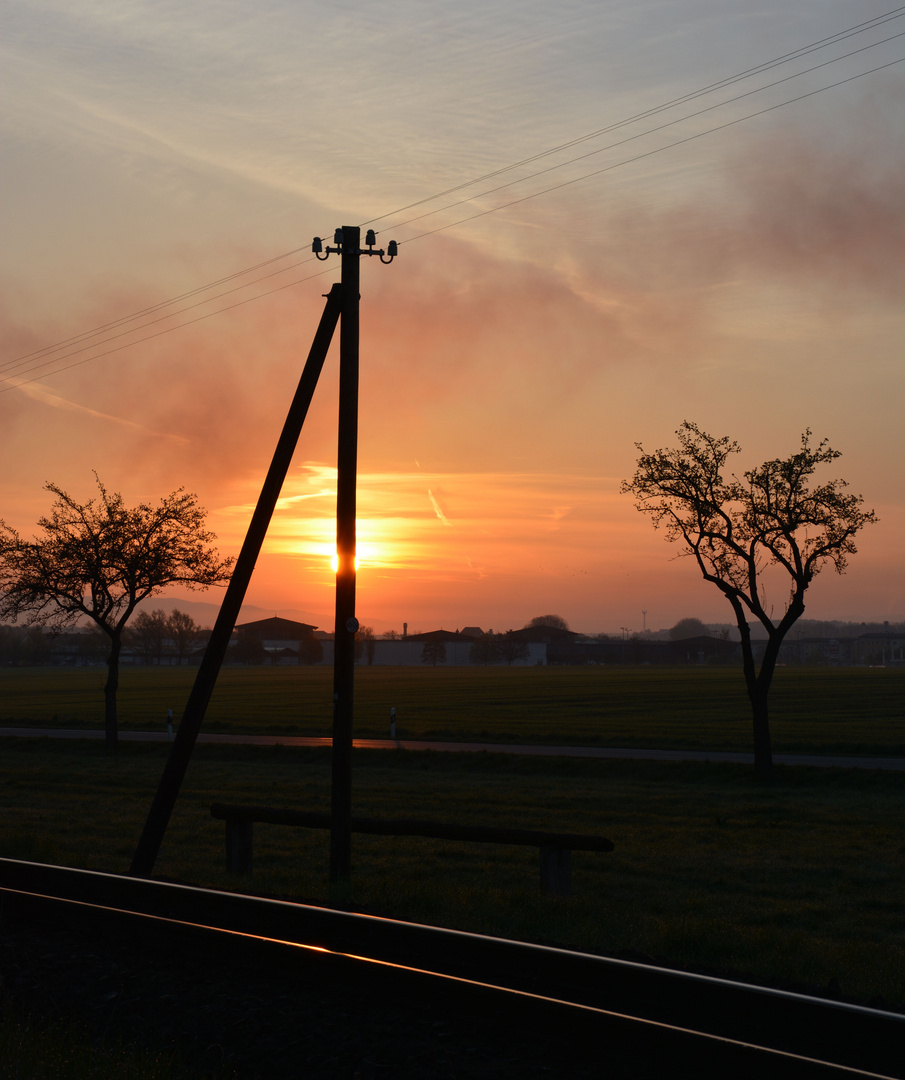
[2,665,902,1010]
[1,729,902,1009]
[0,1007,209,1080]
[1,663,904,754]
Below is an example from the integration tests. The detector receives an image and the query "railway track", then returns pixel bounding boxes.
[1,857,902,1078]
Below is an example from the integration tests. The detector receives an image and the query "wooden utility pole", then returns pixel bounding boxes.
[330,227,361,883]
[130,225,396,884]
[313,225,397,884]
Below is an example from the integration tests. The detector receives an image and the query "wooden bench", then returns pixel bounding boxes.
[210,803,614,897]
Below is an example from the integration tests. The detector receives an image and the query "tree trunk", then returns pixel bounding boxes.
[104,632,121,752]
[735,613,774,780]
[750,685,773,780]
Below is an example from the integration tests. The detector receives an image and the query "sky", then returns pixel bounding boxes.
[1,0,903,636]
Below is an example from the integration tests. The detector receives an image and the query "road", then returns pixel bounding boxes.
[1,727,902,770]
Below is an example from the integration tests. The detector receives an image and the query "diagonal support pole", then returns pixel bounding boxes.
[129,283,342,877]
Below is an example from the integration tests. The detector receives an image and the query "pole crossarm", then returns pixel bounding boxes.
[313,227,397,264]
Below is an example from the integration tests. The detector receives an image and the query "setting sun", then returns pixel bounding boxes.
[325,541,383,573]
[2,3,900,637]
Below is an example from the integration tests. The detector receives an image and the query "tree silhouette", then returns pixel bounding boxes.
[469,634,499,666]
[526,614,569,631]
[669,617,710,640]
[166,609,202,665]
[128,609,170,664]
[497,632,531,665]
[623,423,876,777]
[420,640,447,666]
[0,476,232,749]
[355,625,376,665]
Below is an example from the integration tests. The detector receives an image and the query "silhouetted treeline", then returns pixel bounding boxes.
[0,624,106,666]
[0,610,209,667]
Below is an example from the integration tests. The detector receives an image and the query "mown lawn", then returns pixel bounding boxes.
[1,664,903,755]
[1,737,902,1008]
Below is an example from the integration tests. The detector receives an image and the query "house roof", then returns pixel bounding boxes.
[508,625,579,643]
[406,629,475,642]
[235,616,318,639]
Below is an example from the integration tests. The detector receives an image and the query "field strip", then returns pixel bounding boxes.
[2,727,903,769]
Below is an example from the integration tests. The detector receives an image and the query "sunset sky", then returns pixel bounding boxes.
[2,1,903,636]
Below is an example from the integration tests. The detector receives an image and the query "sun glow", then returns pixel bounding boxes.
[323,542,382,573]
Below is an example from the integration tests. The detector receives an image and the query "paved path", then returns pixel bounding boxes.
[1,727,902,770]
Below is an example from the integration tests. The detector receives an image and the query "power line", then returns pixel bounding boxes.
[0,244,337,381]
[0,250,330,382]
[398,57,905,247]
[2,11,902,394]
[4,244,316,371]
[361,6,905,231]
[383,32,905,238]
[3,263,338,390]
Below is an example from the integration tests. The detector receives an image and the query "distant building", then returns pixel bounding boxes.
[230,617,904,668]
[345,628,487,667]
[548,635,738,665]
[234,616,322,665]
[776,632,904,666]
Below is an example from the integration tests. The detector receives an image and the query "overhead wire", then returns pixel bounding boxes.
[2,263,340,390]
[360,5,905,230]
[6,244,316,370]
[400,57,905,247]
[385,32,905,238]
[0,249,332,383]
[2,9,903,394]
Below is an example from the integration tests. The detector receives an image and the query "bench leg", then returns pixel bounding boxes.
[226,820,253,875]
[539,845,571,896]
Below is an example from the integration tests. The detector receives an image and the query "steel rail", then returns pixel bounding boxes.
[1,858,902,1078]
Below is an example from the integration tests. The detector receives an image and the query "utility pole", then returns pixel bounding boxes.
[130,285,343,877]
[620,626,631,666]
[314,227,396,884]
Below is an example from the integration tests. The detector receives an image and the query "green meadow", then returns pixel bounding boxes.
[0,1007,212,1080]
[1,663,903,754]
[1,665,903,1008]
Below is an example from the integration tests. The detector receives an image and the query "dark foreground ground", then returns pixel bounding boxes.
[1,899,640,1080]
[3,892,897,1079]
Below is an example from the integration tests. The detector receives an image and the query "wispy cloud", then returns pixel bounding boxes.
[15,381,188,441]
[546,505,572,530]
[428,488,452,526]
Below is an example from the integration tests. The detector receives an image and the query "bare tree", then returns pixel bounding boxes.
[623,422,876,777]
[497,632,531,666]
[128,609,169,664]
[0,476,233,749]
[420,640,447,666]
[166,609,201,665]
[355,625,376,665]
[469,634,499,666]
